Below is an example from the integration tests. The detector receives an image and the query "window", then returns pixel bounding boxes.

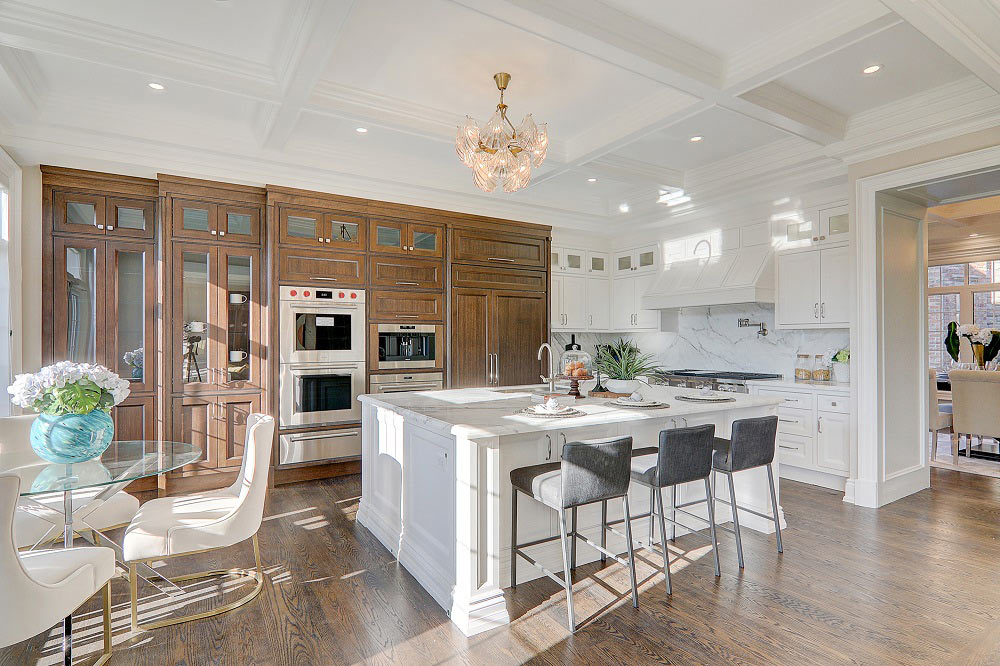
[928,260,1000,368]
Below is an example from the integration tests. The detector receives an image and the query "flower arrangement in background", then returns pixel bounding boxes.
[945,322,1000,366]
[8,361,131,415]
[123,348,144,379]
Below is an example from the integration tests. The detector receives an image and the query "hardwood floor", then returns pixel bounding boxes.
[4,468,1000,665]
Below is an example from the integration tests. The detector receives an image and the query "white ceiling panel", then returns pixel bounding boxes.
[777,22,969,116]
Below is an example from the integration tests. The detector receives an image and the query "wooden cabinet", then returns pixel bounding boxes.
[451,264,546,292]
[171,243,262,393]
[171,199,262,245]
[450,228,547,268]
[172,393,261,472]
[370,291,445,322]
[277,205,366,251]
[277,247,365,285]
[370,218,444,258]
[776,246,850,329]
[53,189,156,240]
[113,395,156,441]
[451,288,546,388]
[369,255,444,290]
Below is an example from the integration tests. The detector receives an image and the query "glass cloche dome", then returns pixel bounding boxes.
[559,335,592,378]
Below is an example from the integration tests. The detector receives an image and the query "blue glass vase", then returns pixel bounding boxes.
[30,410,115,464]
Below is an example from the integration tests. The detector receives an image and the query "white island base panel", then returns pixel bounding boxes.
[357,385,784,636]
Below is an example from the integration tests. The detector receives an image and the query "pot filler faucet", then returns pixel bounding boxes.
[537,343,555,393]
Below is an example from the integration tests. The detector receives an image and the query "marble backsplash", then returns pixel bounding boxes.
[552,304,849,380]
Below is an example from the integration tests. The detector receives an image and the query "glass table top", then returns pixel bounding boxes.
[0,441,202,496]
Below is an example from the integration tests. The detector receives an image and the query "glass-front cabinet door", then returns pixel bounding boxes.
[219,204,261,245]
[278,206,324,247]
[53,191,107,236]
[326,212,366,250]
[52,238,106,363]
[173,244,219,392]
[106,197,155,240]
[219,246,261,389]
[370,218,407,255]
[408,223,444,258]
[172,199,217,241]
[107,242,156,393]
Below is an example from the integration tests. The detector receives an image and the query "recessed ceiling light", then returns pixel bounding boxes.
[147,82,165,90]
[618,203,629,213]
[689,135,703,142]
[862,64,881,75]
[355,127,368,133]
[587,177,597,183]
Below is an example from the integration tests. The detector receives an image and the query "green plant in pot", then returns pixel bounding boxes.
[7,361,131,464]
[593,338,661,394]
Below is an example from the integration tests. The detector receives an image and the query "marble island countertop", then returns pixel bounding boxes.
[358,382,783,439]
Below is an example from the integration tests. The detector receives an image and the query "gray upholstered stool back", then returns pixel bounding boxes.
[655,424,716,487]
[560,436,633,509]
[728,416,778,472]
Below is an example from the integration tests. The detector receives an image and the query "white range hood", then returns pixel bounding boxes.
[641,246,774,310]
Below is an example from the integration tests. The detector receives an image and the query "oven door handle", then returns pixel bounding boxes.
[289,431,359,442]
[286,304,359,312]
[287,364,362,371]
[379,385,440,393]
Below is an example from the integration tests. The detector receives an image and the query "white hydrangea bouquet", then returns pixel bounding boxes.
[945,322,1000,367]
[8,361,131,415]
[123,348,144,379]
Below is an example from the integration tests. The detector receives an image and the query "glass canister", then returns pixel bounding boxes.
[560,334,592,377]
[812,354,831,381]
[795,354,813,381]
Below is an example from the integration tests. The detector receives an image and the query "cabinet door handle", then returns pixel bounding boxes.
[545,435,552,461]
[817,417,823,433]
[819,235,826,240]
[589,314,593,326]
[494,354,500,385]
[778,418,796,423]
[395,281,420,286]
[779,445,796,450]
[821,302,826,318]
[814,303,819,319]
[812,236,818,241]
[487,257,515,262]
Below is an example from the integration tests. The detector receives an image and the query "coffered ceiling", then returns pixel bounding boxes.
[0,0,998,232]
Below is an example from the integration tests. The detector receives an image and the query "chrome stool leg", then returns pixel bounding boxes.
[622,495,639,608]
[511,488,518,589]
[767,463,783,554]
[648,487,655,546]
[725,471,745,569]
[600,500,607,563]
[557,509,575,632]
[704,478,721,577]
[669,485,677,542]
[654,487,672,594]
[570,507,578,571]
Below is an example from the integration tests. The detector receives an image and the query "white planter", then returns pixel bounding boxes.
[605,379,640,393]
[832,362,849,383]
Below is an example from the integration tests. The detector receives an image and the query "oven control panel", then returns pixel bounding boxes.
[279,286,365,304]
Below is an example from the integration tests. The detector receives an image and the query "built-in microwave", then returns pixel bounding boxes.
[376,324,440,370]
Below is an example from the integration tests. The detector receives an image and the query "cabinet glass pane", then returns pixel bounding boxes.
[67,202,97,227]
[413,230,437,251]
[638,251,655,268]
[226,255,252,382]
[116,207,146,230]
[332,221,359,243]
[117,251,146,382]
[64,247,97,362]
[617,255,632,271]
[828,213,849,236]
[183,207,210,232]
[227,213,252,236]
[376,225,402,248]
[785,220,814,242]
[567,253,582,270]
[591,256,605,272]
[287,215,318,239]
[551,251,560,266]
[181,252,210,384]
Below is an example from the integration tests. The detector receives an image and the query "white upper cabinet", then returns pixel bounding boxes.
[551,246,586,274]
[614,244,658,276]
[776,201,849,250]
[586,277,610,330]
[776,246,850,329]
[587,251,609,276]
[818,204,850,244]
[610,274,658,331]
[552,273,608,331]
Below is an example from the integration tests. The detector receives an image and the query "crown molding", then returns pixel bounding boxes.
[588,154,683,189]
[0,46,43,124]
[0,0,279,100]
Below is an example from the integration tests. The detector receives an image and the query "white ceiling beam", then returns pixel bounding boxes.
[259,0,357,150]
[586,154,684,190]
[0,0,280,101]
[0,46,43,126]
[879,0,1000,95]
[925,212,968,228]
[733,83,847,145]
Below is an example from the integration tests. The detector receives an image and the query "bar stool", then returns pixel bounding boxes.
[707,415,782,568]
[606,424,721,594]
[510,436,638,632]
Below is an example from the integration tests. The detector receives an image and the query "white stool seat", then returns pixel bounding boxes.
[123,489,244,561]
[16,489,140,548]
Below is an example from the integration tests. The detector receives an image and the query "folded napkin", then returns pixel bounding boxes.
[537,397,566,414]
[627,391,645,402]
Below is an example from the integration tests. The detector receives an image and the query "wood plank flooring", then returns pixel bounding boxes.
[4,468,1000,665]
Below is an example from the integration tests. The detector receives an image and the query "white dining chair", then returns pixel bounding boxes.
[123,413,275,631]
[949,370,1000,463]
[928,368,954,462]
[0,414,141,549]
[0,472,116,665]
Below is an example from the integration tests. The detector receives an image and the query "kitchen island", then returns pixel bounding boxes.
[357,383,784,635]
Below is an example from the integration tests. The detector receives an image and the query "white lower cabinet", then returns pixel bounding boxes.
[749,383,850,490]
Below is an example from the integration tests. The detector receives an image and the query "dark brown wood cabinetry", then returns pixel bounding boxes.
[277,247,366,285]
[450,228,547,268]
[450,288,547,389]
[52,188,156,240]
[277,205,367,251]
[369,218,444,258]
[370,291,445,322]
[370,255,444,290]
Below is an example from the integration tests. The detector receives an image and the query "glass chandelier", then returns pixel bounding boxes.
[455,72,548,193]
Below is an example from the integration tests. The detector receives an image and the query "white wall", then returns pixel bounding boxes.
[20,166,41,373]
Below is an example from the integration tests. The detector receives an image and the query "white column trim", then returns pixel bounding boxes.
[0,147,22,397]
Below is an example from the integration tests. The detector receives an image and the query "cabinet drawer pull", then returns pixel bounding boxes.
[395,281,420,286]
[487,257,515,262]
[395,314,419,318]
[313,277,337,281]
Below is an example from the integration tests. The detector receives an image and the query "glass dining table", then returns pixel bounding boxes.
[0,440,201,662]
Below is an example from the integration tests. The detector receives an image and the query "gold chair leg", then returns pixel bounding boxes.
[93,580,113,666]
[129,562,139,634]
[130,534,264,632]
